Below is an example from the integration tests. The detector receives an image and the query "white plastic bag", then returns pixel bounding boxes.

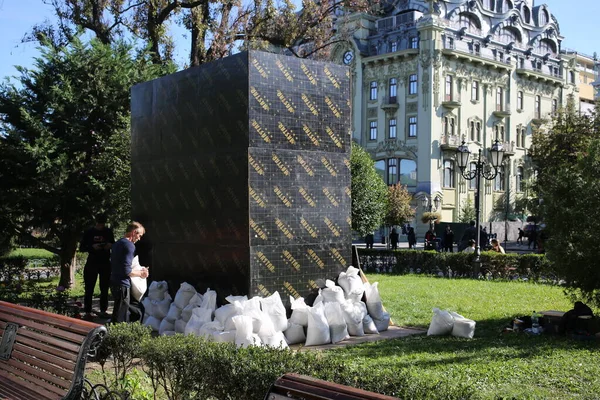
[159,318,175,335]
[233,315,259,348]
[362,314,379,334]
[364,282,385,320]
[289,296,309,326]
[449,311,476,339]
[198,321,224,340]
[284,323,306,345]
[201,288,218,313]
[373,311,390,332]
[174,282,197,309]
[166,303,182,322]
[427,308,455,336]
[259,291,288,332]
[320,280,345,304]
[174,319,187,334]
[184,308,213,336]
[261,331,288,349]
[144,316,161,332]
[338,266,365,300]
[148,280,169,301]
[305,303,330,346]
[324,302,349,344]
[130,256,148,302]
[341,300,366,337]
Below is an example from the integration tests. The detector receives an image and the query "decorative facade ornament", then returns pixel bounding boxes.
[372,139,418,159]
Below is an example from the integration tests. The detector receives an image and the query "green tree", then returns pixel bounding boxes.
[350,142,387,236]
[458,197,476,223]
[385,183,414,227]
[530,108,600,306]
[0,38,171,288]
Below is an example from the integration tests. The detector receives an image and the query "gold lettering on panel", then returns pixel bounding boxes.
[282,250,300,271]
[331,248,347,266]
[256,251,275,272]
[250,219,268,240]
[307,249,325,269]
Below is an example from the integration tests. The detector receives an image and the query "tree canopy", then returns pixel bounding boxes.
[350,142,387,236]
[0,37,171,286]
[530,108,600,306]
[385,183,414,227]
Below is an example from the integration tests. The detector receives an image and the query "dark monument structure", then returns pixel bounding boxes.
[130,51,351,305]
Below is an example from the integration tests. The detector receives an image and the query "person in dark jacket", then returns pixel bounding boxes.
[389,228,400,250]
[79,214,114,320]
[110,222,149,323]
[443,226,455,253]
[407,227,417,249]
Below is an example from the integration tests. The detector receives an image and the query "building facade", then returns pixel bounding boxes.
[333,0,587,238]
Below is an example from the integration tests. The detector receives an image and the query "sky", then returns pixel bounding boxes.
[0,0,598,81]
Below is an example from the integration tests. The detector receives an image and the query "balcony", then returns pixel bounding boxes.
[381,96,399,111]
[516,64,563,85]
[440,134,462,150]
[441,94,461,109]
[500,141,515,157]
[492,104,512,118]
[442,40,512,72]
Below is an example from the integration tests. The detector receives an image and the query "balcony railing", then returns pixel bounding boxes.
[516,63,562,79]
[493,104,511,118]
[440,134,462,150]
[381,96,399,110]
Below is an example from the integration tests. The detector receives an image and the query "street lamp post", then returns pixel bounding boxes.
[456,140,505,277]
[421,195,441,232]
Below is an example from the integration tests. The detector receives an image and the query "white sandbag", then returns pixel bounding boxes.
[159,318,175,335]
[144,315,161,332]
[427,308,455,336]
[201,288,218,313]
[259,291,288,332]
[362,314,379,334]
[233,315,259,348]
[320,280,345,304]
[212,330,236,343]
[261,331,288,349]
[373,311,390,332]
[449,311,476,339]
[364,282,385,320]
[188,293,204,307]
[215,304,241,325]
[142,297,154,318]
[226,295,248,304]
[184,308,212,335]
[289,296,309,326]
[198,321,224,340]
[151,293,172,320]
[243,296,262,312]
[338,266,365,300]
[174,282,197,309]
[174,319,187,334]
[324,302,349,344]
[223,305,245,331]
[148,280,169,301]
[130,256,148,302]
[181,304,201,322]
[284,323,306,345]
[341,300,366,337]
[305,303,330,346]
[166,303,182,322]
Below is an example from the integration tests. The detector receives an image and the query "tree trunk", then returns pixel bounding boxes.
[58,233,79,289]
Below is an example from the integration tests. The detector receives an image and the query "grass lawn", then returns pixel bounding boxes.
[328,275,600,399]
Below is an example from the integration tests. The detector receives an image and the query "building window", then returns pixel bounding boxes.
[389,118,397,139]
[470,121,475,141]
[444,117,449,135]
[375,160,386,182]
[369,121,377,140]
[399,159,417,187]
[471,81,479,101]
[474,42,481,55]
[539,9,549,25]
[410,36,418,49]
[391,41,397,52]
[408,116,417,137]
[494,125,500,141]
[517,91,523,110]
[408,74,417,95]
[552,98,558,114]
[494,166,505,191]
[569,71,576,84]
[387,158,398,185]
[369,81,378,100]
[469,163,477,190]
[500,126,505,142]
[476,122,481,142]
[446,37,455,49]
[443,160,455,188]
[389,78,397,100]
[445,75,453,101]
[449,117,455,135]
[516,167,524,192]
[496,87,504,111]
[523,6,531,23]
[535,95,541,118]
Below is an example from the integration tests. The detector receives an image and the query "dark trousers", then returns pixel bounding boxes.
[110,285,130,323]
[83,262,111,313]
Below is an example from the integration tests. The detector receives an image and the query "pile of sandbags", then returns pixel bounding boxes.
[139,265,391,348]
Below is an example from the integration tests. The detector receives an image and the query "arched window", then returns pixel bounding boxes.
[497,27,522,44]
[388,158,398,185]
[539,9,549,25]
[470,121,475,141]
[516,167,524,192]
[537,39,556,56]
[476,122,481,142]
[458,13,481,31]
[523,6,531,23]
[502,0,513,13]
[483,0,494,11]
[494,166,505,191]
[400,159,417,187]
[443,160,455,188]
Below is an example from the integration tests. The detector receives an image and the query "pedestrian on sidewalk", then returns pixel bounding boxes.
[389,228,399,250]
[408,227,417,249]
[517,228,525,245]
[110,222,149,323]
[79,214,114,320]
[443,226,455,253]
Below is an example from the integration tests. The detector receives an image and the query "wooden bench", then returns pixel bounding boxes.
[0,300,107,399]
[265,373,399,400]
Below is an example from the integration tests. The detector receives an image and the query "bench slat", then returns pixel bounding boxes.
[15,327,82,354]
[0,313,86,343]
[13,335,79,362]
[1,354,72,390]
[13,342,76,371]
[0,374,44,400]
[0,364,64,399]
[9,350,74,381]
[0,301,98,335]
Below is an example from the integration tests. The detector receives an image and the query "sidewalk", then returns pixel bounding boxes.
[353,240,541,255]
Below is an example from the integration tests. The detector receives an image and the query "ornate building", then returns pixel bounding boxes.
[333,0,584,237]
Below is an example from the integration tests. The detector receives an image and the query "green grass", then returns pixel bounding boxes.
[327,275,600,399]
[7,248,56,258]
